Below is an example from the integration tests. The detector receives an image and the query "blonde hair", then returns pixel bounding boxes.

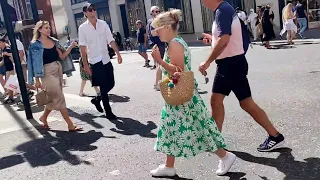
[151,9,181,30]
[32,21,50,42]
[283,3,294,21]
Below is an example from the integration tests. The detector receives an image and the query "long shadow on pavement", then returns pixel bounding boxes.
[232,148,320,180]
[0,130,105,170]
[153,175,193,180]
[0,92,106,170]
[67,108,104,129]
[109,94,130,103]
[110,117,157,138]
[15,101,44,113]
[222,172,247,180]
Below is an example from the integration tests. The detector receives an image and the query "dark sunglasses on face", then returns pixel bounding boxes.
[87,7,96,12]
[154,11,160,13]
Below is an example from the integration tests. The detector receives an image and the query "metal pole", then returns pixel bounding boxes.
[30,0,39,23]
[0,0,33,119]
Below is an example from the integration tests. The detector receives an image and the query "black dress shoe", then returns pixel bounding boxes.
[91,97,104,113]
[106,113,118,120]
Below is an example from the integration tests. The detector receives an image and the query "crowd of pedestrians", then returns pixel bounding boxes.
[0,0,290,178]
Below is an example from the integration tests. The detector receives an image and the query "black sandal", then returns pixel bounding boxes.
[69,126,83,132]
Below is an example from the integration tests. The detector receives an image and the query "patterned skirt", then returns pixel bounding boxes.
[154,90,226,158]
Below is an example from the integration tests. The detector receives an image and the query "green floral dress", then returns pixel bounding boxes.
[154,37,226,158]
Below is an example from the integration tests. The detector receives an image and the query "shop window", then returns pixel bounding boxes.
[74,13,86,30]
[307,0,320,23]
[97,7,112,30]
[71,0,87,5]
[126,0,147,37]
[151,0,194,34]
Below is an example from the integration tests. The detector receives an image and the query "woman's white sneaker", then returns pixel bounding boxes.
[216,152,236,176]
[150,164,176,177]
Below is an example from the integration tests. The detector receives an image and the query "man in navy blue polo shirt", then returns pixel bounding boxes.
[147,6,165,91]
[199,0,285,152]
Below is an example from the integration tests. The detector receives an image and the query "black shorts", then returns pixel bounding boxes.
[90,61,115,91]
[212,54,251,101]
[4,61,14,72]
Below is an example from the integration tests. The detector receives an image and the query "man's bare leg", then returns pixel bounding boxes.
[210,93,226,132]
[239,97,278,136]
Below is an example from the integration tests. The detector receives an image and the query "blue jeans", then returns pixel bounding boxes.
[138,43,147,53]
[298,18,307,37]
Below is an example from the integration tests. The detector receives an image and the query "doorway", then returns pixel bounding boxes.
[120,4,130,38]
[278,0,286,28]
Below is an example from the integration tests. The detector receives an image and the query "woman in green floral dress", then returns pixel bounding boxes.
[150,10,236,177]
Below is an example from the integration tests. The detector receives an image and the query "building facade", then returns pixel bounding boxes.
[65,0,320,40]
[67,0,260,39]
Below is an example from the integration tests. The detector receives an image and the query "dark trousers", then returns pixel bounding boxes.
[91,61,115,114]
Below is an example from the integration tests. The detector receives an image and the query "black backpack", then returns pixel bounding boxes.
[238,17,251,54]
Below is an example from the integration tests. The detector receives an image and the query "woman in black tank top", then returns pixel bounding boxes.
[30,21,82,132]
[43,46,60,65]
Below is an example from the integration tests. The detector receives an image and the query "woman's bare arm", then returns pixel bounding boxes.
[159,41,185,75]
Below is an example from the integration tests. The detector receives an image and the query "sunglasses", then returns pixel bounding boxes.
[154,10,160,13]
[87,7,96,12]
[151,26,165,36]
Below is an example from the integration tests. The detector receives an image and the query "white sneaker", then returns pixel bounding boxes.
[216,152,236,176]
[150,164,176,177]
[154,84,160,91]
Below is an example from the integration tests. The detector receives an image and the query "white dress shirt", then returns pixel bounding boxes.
[78,19,115,65]
[16,39,26,64]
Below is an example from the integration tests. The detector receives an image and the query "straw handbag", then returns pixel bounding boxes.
[36,89,52,106]
[159,66,194,106]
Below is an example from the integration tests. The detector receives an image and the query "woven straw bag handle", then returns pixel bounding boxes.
[174,65,183,73]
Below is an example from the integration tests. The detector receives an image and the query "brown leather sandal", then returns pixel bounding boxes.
[40,118,50,130]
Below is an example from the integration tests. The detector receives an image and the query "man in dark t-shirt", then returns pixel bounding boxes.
[0,38,15,103]
[200,0,285,152]
[136,20,150,67]
[295,0,308,38]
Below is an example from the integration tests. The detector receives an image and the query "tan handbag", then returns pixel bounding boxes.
[159,66,194,106]
[257,22,263,36]
[36,89,52,106]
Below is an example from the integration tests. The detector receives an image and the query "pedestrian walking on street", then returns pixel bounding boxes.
[28,21,82,132]
[199,0,285,152]
[147,6,165,91]
[0,49,6,97]
[295,0,308,39]
[79,57,100,97]
[0,38,15,104]
[79,3,123,120]
[150,9,236,178]
[283,3,297,44]
[136,20,150,67]
[262,6,276,48]
[3,34,35,100]
[247,9,258,40]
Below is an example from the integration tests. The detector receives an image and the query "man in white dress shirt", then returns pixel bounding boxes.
[79,3,122,120]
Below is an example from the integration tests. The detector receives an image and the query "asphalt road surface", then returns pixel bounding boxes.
[0,41,320,180]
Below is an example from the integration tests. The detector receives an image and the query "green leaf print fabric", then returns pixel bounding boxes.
[154,37,226,158]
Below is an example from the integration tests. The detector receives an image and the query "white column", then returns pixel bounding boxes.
[144,0,152,20]
[116,3,124,37]
[63,0,78,39]
[190,0,204,34]
[109,0,121,33]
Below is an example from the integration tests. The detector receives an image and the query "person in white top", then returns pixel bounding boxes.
[247,9,258,40]
[4,34,35,99]
[79,3,122,120]
[236,7,247,24]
